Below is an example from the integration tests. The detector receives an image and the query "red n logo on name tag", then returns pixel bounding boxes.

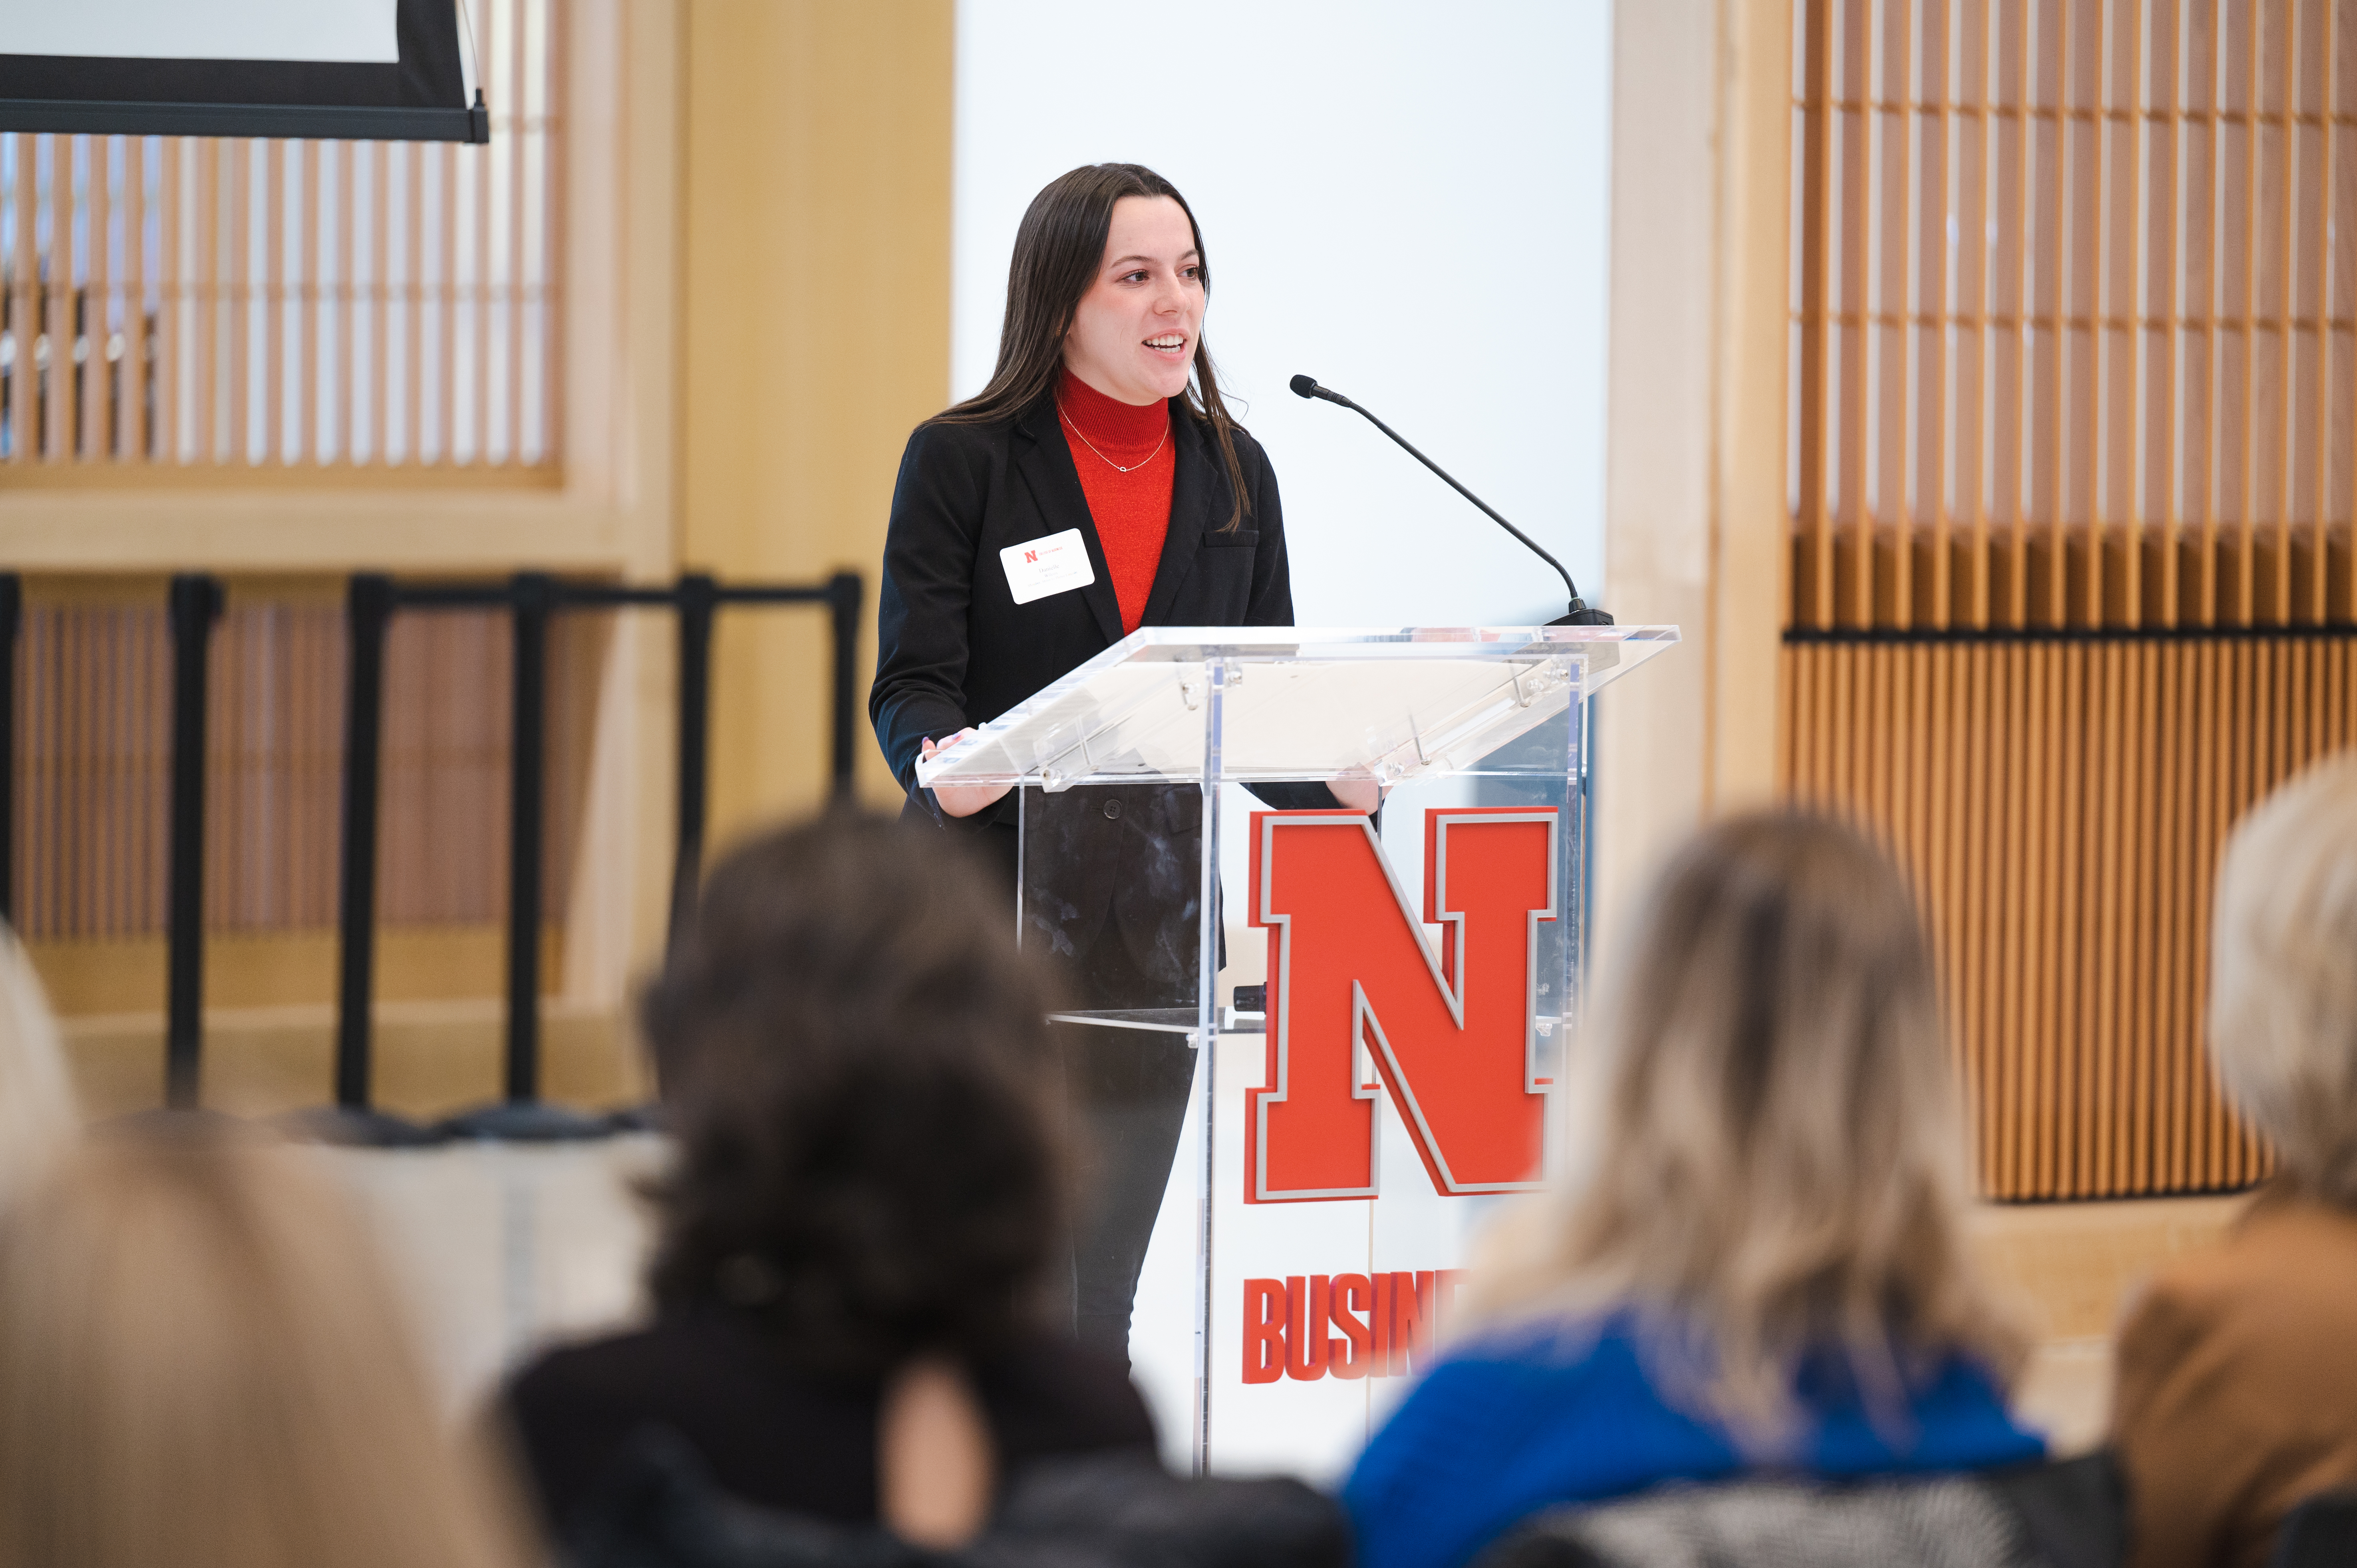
[1024,549,1038,564]
[1245,809,1557,1202]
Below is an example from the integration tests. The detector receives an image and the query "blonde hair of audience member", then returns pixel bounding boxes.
[0,926,77,1207]
[0,1130,525,1568]
[2210,752,2357,1203]
[1457,811,2025,1444]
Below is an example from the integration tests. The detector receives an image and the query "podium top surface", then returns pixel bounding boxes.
[916,623,1679,790]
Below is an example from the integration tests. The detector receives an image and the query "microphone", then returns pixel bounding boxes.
[1289,375,1612,626]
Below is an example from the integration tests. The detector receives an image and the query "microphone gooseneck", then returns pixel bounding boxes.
[1290,375,1612,627]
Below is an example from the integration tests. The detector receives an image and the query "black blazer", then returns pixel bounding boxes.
[870,391,1328,996]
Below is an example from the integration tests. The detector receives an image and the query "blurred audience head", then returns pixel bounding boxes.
[0,925,78,1210]
[2210,752,2357,1203]
[1463,809,2021,1439]
[644,812,1065,1379]
[0,1124,521,1568]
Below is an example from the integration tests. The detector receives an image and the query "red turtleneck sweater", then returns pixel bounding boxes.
[1056,367,1174,635]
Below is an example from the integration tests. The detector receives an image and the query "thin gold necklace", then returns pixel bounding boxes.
[1059,401,1169,474]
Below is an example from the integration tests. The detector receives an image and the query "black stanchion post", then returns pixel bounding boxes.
[335,574,392,1109]
[439,573,605,1142]
[164,574,222,1110]
[0,573,19,930]
[671,574,716,943]
[505,570,550,1104]
[827,571,862,804]
[280,576,437,1147]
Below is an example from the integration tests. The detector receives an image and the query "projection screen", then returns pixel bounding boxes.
[0,0,483,142]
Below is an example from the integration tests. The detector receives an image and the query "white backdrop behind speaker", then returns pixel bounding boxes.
[952,0,1614,631]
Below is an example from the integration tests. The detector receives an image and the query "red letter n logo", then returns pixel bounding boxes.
[1024,549,1038,564]
[1245,808,1557,1202]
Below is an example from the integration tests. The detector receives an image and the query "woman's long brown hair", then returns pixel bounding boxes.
[934,163,1252,532]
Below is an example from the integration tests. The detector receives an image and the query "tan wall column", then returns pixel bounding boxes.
[1593,0,1789,967]
[678,0,956,848]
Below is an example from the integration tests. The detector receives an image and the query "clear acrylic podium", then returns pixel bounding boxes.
[918,624,1677,1476]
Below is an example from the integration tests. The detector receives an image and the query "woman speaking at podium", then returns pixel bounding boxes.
[871,163,1370,1363]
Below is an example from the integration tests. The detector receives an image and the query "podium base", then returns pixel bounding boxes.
[435,1099,616,1143]
[276,1105,445,1148]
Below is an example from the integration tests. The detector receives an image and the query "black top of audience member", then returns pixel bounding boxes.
[501,813,1157,1540]
[507,1305,1153,1533]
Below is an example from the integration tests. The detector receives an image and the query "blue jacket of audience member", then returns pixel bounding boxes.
[1341,1314,2045,1568]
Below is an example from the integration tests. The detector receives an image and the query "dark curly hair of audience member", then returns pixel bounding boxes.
[641,813,1066,1381]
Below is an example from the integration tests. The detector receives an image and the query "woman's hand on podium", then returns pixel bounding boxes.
[921,731,1013,819]
[1330,776,1382,814]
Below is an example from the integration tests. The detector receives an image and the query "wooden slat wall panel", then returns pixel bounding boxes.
[1794,0,2357,633]
[9,593,604,945]
[1791,1,2357,1197]
[1781,634,2357,1198]
[0,0,561,470]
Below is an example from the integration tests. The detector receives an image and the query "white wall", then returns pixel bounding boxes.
[953,0,1614,629]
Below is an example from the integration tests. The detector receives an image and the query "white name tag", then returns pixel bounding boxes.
[1000,528,1096,606]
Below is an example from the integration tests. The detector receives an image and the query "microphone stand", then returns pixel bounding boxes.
[1290,375,1613,627]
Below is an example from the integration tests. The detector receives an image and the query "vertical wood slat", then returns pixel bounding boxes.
[405,142,423,463]
[300,141,318,466]
[2086,0,2108,628]
[1800,0,1836,629]
[2153,0,2183,624]
[2271,0,2295,623]
[370,141,390,466]
[81,137,109,460]
[1881,1,1914,628]
[2309,0,2333,625]
[227,139,249,465]
[195,139,217,464]
[126,138,148,462]
[7,135,29,462]
[2046,0,2073,629]
[2195,6,2222,625]
[2010,1,2034,625]
[1961,0,1991,627]
[2345,8,2357,626]
[44,134,70,460]
[1924,0,1953,628]
[2109,0,2144,627]
[2238,0,2260,625]
[336,139,354,464]
[1842,2,1873,625]
[507,0,529,466]
[264,139,284,465]
[440,141,459,464]
[159,139,180,463]
[542,0,567,467]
